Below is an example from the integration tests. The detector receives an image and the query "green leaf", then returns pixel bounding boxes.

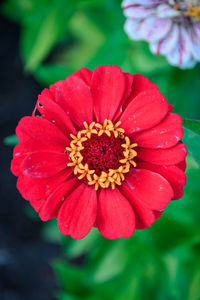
[53,260,86,294]
[152,67,200,119]
[66,11,105,69]
[185,154,199,170]
[22,9,63,71]
[169,169,200,227]
[35,64,74,86]
[89,240,130,283]
[58,292,78,300]
[65,228,100,259]
[24,13,58,71]
[183,119,200,136]
[14,0,74,72]
[34,10,105,85]
[187,264,200,300]
[183,121,200,167]
[4,134,19,146]
[1,0,33,22]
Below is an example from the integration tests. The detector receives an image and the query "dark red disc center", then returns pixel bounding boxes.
[81,133,124,175]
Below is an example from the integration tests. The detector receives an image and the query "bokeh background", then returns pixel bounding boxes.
[1,0,200,299]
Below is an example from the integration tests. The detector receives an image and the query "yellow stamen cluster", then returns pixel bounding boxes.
[66,120,137,190]
[95,119,125,138]
[120,136,137,167]
[186,4,200,20]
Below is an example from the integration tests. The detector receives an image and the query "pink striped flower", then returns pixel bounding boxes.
[122,0,200,68]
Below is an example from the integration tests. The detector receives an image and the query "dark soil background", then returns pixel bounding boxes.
[0,15,60,300]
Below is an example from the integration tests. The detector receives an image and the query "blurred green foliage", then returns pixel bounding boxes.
[4,134,19,146]
[183,121,200,167]
[2,0,200,118]
[2,0,200,299]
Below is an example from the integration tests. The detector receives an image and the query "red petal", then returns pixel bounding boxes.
[16,117,68,152]
[11,156,25,176]
[96,188,135,239]
[68,68,92,86]
[21,152,69,178]
[62,76,94,127]
[114,72,134,120]
[11,146,26,177]
[120,90,169,134]
[135,210,163,230]
[132,74,159,98]
[137,143,187,165]
[124,169,173,210]
[91,65,125,123]
[17,175,47,200]
[133,112,183,149]
[41,88,54,100]
[11,144,31,176]
[176,160,186,171]
[30,198,46,213]
[39,178,78,221]
[136,161,186,200]
[17,168,72,201]
[123,74,159,110]
[33,94,76,136]
[136,204,157,229]
[49,81,66,110]
[123,72,134,100]
[13,143,28,158]
[154,210,163,220]
[120,169,173,228]
[58,184,97,239]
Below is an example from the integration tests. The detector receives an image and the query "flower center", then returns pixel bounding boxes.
[172,1,200,21]
[186,4,200,20]
[66,120,137,190]
[81,134,125,175]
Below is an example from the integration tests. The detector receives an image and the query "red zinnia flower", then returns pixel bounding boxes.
[11,66,187,239]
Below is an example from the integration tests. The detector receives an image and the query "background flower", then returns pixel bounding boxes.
[122,0,200,68]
